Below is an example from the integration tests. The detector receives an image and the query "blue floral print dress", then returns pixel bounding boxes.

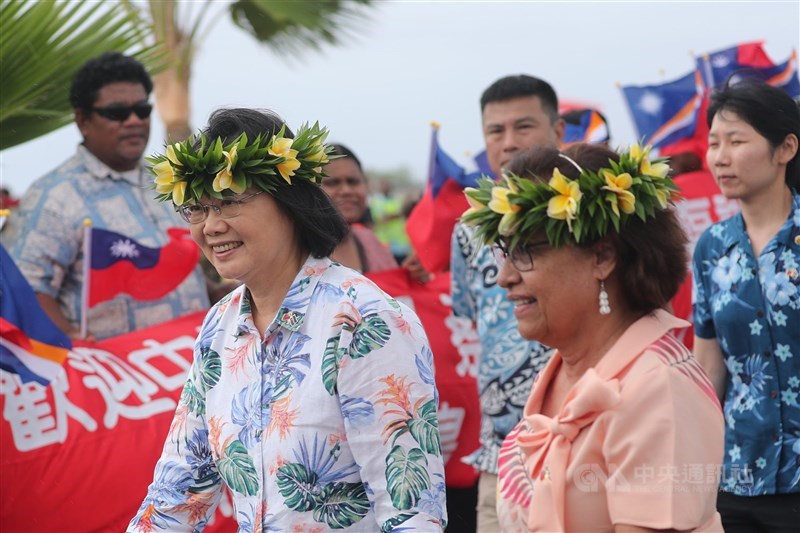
[129,256,447,531]
[693,189,800,496]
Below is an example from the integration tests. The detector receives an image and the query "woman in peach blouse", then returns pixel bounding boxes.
[461,143,724,532]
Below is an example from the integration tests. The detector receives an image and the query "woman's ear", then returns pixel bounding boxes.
[592,239,617,281]
[777,133,799,165]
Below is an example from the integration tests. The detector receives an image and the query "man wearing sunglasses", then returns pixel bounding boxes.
[6,52,209,340]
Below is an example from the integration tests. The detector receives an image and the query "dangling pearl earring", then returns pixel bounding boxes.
[599,279,611,315]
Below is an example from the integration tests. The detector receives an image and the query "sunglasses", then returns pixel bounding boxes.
[91,102,152,121]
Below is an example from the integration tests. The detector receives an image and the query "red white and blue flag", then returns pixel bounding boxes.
[0,245,71,386]
[406,124,480,274]
[696,41,774,88]
[88,227,200,306]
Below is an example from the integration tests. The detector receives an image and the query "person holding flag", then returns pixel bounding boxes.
[450,74,564,530]
[129,108,446,531]
[5,52,209,340]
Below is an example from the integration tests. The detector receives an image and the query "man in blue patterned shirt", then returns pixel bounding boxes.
[450,75,564,531]
[6,52,209,340]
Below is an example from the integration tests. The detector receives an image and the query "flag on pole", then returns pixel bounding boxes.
[86,227,201,307]
[621,69,705,148]
[406,123,479,274]
[696,41,774,88]
[0,245,71,386]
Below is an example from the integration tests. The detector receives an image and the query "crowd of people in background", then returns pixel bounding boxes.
[3,49,798,532]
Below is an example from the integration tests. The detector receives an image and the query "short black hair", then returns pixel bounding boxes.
[203,108,347,258]
[329,144,363,172]
[480,74,559,122]
[708,78,800,189]
[69,52,153,111]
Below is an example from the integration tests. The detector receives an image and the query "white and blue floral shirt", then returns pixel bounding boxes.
[450,223,551,474]
[129,256,447,532]
[693,189,800,496]
[5,146,208,339]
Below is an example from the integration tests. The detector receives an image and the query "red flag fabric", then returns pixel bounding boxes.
[89,227,200,306]
[671,170,740,349]
[0,312,237,532]
[366,268,480,488]
[406,178,470,274]
[737,41,775,68]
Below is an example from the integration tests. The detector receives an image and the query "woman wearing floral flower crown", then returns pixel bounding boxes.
[128,108,447,532]
[693,79,800,531]
[462,143,724,531]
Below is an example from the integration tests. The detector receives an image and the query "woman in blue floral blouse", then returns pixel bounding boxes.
[693,79,800,531]
[128,109,447,532]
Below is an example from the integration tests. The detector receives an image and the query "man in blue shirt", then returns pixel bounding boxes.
[450,74,564,531]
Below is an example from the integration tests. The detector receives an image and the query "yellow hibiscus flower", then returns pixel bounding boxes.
[153,160,175,194]
[546,168,582,229]
[488,186,521,236]
[601,170,636,216]
[172,181,187,205]
[655,187,670,208]
[462,188,487,217]
[269,137,301,184]
[213,147,245,193]
[629,143,649,164]
[166,143,180,165]
[639,157,670,178]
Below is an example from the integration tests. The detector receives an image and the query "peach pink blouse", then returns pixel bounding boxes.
[496,310,724,532]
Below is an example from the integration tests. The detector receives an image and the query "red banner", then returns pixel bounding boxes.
[0,312,237,532]
[367,268,481,488]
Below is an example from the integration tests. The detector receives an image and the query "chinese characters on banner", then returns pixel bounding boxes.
[0,312,237,532]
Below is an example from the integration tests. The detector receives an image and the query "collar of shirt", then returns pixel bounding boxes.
[234,255,330,338]
[76,144,144,186]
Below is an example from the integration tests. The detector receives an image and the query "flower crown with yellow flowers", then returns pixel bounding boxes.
[461,144,680,249]
[147,122,332,205]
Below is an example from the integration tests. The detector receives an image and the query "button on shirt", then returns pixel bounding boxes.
[129,256,447,531]
[6,146,209,340]
[450,223,551,474]
[693,189,800,496]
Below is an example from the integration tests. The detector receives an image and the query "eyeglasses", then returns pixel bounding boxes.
[493,239,550,272]
[177,191,264,224]
[91,102,152,121]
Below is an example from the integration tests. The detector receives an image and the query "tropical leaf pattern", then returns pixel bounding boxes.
[385,445,430,510]
[129,256,446,531]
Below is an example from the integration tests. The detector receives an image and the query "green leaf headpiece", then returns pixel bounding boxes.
[147,122,332,205]
[460,144,680,250]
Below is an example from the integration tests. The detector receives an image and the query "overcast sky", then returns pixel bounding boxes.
[3,0,799,196]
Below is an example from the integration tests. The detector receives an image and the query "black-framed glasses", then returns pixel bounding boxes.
[177,191,264,224]
[91,102,152,121]
[493,239,550,272]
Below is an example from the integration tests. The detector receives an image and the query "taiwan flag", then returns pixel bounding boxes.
[696,41,774,88]
[406,124,480,274]
[88,227,200,306]
[0,245,71,385]
[621,69,705,148]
